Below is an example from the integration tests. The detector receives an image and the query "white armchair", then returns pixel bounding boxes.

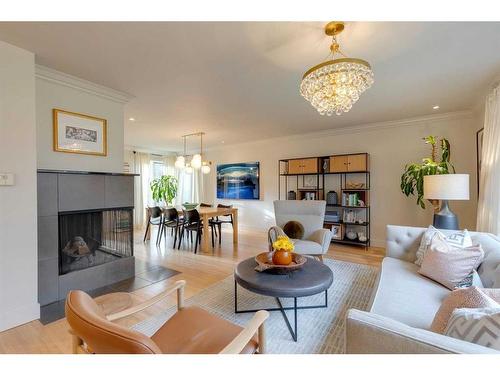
[269,200,332,259]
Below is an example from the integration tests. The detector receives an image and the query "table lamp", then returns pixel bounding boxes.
[423,174,469,230]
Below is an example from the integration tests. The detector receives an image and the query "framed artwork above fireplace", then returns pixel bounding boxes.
[53,108,107,156]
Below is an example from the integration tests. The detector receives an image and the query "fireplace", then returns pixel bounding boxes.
[59,208,133,275]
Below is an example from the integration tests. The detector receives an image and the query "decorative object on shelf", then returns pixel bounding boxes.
[401,135,455,209]
[346,181,365,189]
[254,252,307,274]
[287,190,297,200]
[323,158,330,172]
[325,209,340,222]
[53,108,107,156]
[271,236,294,266]
[330,224,343,240]
[150,175,178,206]
[300,21,374,116]
[303,175,317,188]
[346,230,358,241]
[343,209,357,223]
[424,174,470,230]
[326,191,338,205]
[174,132,212,174]
[216,162,260,200]
[358,233,368,242]
[358,200,365,207]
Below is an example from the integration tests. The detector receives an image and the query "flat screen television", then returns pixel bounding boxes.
[216,162,260,200]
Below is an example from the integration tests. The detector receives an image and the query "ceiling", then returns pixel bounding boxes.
[0,22,499,152]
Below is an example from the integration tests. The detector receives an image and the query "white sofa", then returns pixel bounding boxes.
[269,200,332,256]
[345,225,500,354]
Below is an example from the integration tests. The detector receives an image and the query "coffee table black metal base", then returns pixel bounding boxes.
[234,281,328,342]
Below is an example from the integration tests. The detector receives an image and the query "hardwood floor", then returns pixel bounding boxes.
[0,227,384,354]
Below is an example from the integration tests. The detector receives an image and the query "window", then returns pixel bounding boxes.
[151,160,165,181]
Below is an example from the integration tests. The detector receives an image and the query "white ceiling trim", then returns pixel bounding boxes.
[35,64,134,104]
[206,110,475,152]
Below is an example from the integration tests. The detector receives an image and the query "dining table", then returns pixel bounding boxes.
[145,205,238,253]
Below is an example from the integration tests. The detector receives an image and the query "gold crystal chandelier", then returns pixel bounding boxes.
[300,21,374,116]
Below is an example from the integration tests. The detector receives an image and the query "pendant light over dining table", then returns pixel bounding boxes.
[174,132,211,174]
[300,21,374,116]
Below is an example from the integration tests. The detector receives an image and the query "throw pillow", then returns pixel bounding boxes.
[430,286,500,333]
[444,307,500,350]
[283,221,304,239]
[418,235,484,290]
[415,225,473,266]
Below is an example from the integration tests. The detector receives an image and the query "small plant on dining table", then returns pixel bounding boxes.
[272,236,294,266]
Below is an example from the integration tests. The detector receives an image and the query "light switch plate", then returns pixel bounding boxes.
[0,173,15,186]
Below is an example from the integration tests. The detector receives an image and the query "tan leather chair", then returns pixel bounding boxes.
[65,280,269,354]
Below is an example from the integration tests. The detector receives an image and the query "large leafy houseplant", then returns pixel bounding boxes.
[150,175,178,206]
[400,135,455,209]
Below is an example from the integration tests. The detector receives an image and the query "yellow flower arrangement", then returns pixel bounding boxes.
[272,235,294,252]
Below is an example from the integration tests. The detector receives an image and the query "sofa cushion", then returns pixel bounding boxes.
[418,236,484,290]
[370,257,449,329]
[444,307,500,350]
[291,239,324,255]
[415,225,473,266]
[430,286,500,333]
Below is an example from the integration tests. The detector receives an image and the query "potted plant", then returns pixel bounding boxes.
[400,135,455,209]
[271,236,294,265]
[150,175,178,206]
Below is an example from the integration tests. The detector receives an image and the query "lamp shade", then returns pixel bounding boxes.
[423,174,469,200]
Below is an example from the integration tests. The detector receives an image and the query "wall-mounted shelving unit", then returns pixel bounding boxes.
[278,153,370,249]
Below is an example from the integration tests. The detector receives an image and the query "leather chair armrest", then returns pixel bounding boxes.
[106,280,186,321]
[307,228,332,254]
[219,310,270,354]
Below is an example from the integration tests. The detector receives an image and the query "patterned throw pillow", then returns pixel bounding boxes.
[444,307,500,350]
[430,286,500,333]
[415,225,473,266]
[418,235,484,290]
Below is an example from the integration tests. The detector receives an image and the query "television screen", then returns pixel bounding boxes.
[216,162,260,200]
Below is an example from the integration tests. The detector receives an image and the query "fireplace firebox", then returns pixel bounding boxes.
[59,208,133,275]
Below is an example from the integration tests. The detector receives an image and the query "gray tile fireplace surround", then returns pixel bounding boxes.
[37,170,138,306]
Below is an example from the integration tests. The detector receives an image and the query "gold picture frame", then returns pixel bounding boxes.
[53,108,107,156]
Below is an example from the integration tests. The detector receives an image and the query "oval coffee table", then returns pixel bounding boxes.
[234,256,333,342]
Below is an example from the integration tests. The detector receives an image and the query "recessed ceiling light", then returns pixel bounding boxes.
[221,140,225,144]
[129,117,135,121]
[432,105,440,110]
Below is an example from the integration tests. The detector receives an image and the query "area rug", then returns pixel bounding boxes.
[132,259,378,354]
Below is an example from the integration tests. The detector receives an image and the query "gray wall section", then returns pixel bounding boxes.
[105,175,134,208]
[58,257,135,298]
[37,172,135,306]
[37,215,58,261]
[58,174,105,212]
[38,258,59,306]
[37,173,58,217]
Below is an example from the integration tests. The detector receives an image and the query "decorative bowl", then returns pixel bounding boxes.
[254,252,307,274]
[183,202,199,210]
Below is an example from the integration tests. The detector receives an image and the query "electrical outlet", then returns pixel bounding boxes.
[0,173,15,186]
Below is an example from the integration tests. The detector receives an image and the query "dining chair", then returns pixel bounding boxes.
[65,280,269,354]
[143,206,163,245]
[178,209,203,253]
[210,204,234,245]
[159,207,183,248]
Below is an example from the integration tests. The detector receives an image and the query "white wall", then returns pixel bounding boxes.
[0,41,39,331]
[203,111,480,247]
[36,66,130,173]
